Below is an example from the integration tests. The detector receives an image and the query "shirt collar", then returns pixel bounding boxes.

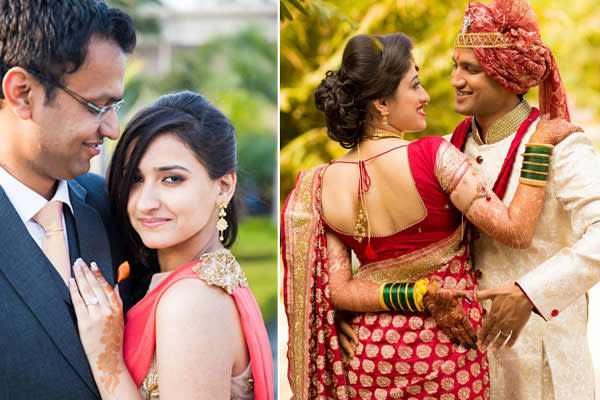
[472,99,532,145]
[0,165,73,224]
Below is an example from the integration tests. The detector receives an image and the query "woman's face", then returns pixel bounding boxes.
[385,61,431,133]
[127,133,222,251]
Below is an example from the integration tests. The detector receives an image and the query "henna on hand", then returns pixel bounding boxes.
[423,284,477,349]
[92,267,124,393]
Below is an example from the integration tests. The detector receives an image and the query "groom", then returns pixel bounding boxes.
[0,1,135,399]
[450,0,600,399]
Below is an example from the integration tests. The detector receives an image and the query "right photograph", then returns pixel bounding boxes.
[279,0,600,399]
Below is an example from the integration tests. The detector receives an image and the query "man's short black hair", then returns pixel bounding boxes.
[0,0,136,103]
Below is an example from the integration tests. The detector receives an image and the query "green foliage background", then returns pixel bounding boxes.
[280,0,600,201]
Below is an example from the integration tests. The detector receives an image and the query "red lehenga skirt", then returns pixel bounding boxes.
[282,165,490,400]
[345,227,489,400]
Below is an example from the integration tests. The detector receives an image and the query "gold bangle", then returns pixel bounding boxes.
[404,283,414,312]
[413,279,429,312]
[519,177,547,187]
[378,283,391,311]
[521,153,551,158]
[521,169,547,175]
[522,161,549,167]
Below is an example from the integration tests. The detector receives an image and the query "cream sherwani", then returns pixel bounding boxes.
[456,108,600,399]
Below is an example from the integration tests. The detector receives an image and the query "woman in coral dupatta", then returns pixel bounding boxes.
[67,91,272,399]
[282,33,579,399]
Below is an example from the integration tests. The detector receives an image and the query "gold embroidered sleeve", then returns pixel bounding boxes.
[435,141,489,214]
[192,250,248,295]
[434,140,473,194]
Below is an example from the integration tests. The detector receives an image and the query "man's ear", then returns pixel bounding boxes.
[2,67,35,120]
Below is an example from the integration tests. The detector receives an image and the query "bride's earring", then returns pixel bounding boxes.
[216,202,228,242]
[380,110,389,124]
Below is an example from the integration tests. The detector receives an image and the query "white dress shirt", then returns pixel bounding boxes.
[0,165,73,255]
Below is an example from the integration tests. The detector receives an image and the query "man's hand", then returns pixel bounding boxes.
[477,284,533,350]
[334,311,358,363]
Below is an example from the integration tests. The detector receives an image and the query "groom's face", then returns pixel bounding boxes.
[450,48,515,119]
[19,36,125,186]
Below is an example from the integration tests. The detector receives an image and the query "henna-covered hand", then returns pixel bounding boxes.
[334,311,358,363]
[69,258,125,394]
[530,115,583,145]
[423,284,477,350]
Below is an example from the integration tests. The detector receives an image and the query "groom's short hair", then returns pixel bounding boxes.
[0,0,136,104]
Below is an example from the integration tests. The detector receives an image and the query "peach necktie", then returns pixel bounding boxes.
[33,201,70,284]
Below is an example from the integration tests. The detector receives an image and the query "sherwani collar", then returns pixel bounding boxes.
[472,99,532,145]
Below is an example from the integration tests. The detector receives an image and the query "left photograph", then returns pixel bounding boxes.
[0,1,277,399]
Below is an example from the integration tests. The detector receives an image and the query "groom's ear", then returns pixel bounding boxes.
[216,172,237,205]
[2,67,35,120]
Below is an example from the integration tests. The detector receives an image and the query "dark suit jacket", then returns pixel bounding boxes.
[0,173,129,400]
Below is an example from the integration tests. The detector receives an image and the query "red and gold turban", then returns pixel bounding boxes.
[455,0,570,121]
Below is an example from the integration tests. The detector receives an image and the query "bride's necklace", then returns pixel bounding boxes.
[365,130,405,140]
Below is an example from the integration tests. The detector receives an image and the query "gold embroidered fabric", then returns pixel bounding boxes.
[455,32,511,48]
[354,222,465,283]
[472,100,531,145]
[192,249,248,294]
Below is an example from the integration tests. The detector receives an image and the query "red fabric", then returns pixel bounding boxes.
[449,107,540,199]
[321,137,461,264]
[463,0,569,121]
[347,243,489,399]
[281,168,349,398]
[122,262,273,399]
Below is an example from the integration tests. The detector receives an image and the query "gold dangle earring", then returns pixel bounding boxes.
[380,110,389,124]
[216,202,228,242]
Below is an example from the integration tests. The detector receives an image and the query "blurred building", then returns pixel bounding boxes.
[134,3,277,75]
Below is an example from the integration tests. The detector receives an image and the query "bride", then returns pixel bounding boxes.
[68,91,273,399]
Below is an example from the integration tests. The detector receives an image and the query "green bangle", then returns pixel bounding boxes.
[382,283,395,311]
[521,163,548,173]
[523,155,550,164]
[390,283,403,311]
[524,146,553,156]
[521,171,547,181]
[397,283,409,311]
[405,283,416,312]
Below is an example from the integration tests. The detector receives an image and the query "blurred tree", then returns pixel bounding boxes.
[108,0,161,35]
[280,0,600,200]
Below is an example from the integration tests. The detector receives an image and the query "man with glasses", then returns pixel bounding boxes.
[0,1,135,398]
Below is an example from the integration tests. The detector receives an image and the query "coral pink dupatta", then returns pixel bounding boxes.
[123,261,273,400]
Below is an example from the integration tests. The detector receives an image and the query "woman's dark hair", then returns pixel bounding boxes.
[314,33,414,149]
[107,91,239,296]
[0,0,136,104]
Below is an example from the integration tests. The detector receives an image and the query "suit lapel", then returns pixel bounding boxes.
[0,187,100,397]
[68,180,114,285]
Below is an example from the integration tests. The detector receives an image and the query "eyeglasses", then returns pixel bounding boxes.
[26,69,124,120]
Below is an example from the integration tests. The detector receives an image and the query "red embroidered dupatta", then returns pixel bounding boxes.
[282,165,349,400]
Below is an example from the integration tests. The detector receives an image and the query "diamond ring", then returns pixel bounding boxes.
[85,297,99,306]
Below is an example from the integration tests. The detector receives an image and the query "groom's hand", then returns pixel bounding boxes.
[477,284,533,350]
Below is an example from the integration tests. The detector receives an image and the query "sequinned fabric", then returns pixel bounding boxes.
[461,0,570,120]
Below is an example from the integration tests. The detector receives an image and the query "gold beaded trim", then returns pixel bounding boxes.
[455,32,511,48]
[471,100,531,145]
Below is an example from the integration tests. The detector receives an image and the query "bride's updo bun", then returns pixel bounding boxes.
[314,33,414,149]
